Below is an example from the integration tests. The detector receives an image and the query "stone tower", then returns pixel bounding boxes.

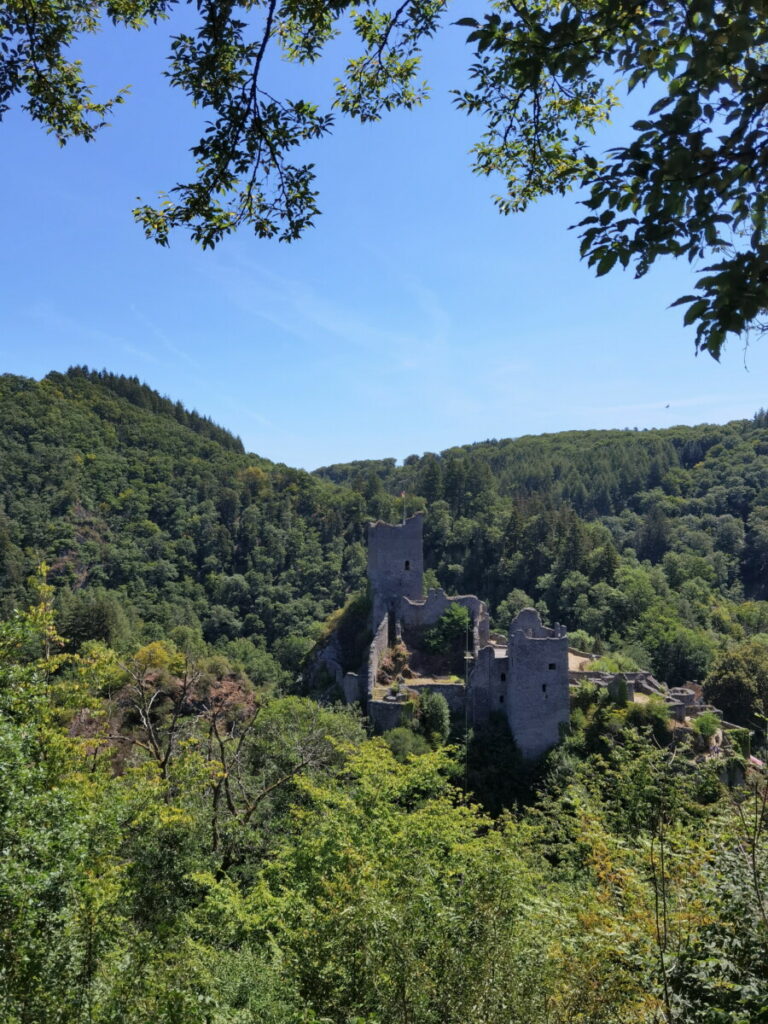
[505,608,570,760]
[367,513,424,626]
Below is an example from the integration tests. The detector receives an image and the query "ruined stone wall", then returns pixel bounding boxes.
[569,670,637,703]
[508,607,561,639]
[629,672,666,696]
[468,645,508,726]
[400,588,489,650]
[667,700,686,722]
[311,636,345,689]
[506,609,570,760]
[669,687,696,706]
[341,672,363,705]
[367,700,408,734]
[688,702,723,720]
[365,612,390,702]
[407,681,467,721]
[367,513,424,625]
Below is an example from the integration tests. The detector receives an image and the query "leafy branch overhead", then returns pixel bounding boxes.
[2,0,768,355]
[0,0,447,247]
[457,0,768,358]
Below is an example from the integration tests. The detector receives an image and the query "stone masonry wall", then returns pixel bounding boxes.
[367,700,408,734]
[400,588,490,650]
[407,681,467,721]
[367,513,424,626]
[506,609,570,760]
[468,645,508,726]
[364,612,390,703]
[341,672,363,705]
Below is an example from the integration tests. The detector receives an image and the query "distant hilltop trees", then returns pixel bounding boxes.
[58,367,245,453]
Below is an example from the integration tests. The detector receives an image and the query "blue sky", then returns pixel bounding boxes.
[2,9,766,469]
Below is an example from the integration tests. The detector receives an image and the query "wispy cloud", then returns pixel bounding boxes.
[27,301,192,370]
[121,342,159,364]
[196,251,452,372]
[129,305,201,369]
[30,304,129,353]
[356,238,453,345]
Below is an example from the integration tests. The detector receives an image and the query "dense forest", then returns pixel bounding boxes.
[2,570,766,1023]
[1,369,768,1022]
[4,368,768,701]
[0,368,375,684]
[316,418,768,694]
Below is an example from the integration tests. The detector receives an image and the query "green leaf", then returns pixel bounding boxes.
[683,299,709,326]
[596,251,618,276]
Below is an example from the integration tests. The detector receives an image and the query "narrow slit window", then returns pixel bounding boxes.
[500,672,506,682]
[542,683,547,694]
[499,695,504,703]
[404,560,410,570]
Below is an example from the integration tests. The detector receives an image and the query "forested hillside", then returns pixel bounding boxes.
[2,370,768,1023]
[0,368,378,678]
[4,368,768,697]
[316,416,768,688]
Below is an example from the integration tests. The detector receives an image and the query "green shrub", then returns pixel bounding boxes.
[589,652,640,672]
[728,726,751,758]
[692,710,720,746]
[569,629,595,653]
[384,727,430,762]
[422,604,470,654]
[625,696,671,744]
[418,691,451,746]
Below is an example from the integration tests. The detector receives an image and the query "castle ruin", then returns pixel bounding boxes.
[317,511,736,759]
[339,513,570,760]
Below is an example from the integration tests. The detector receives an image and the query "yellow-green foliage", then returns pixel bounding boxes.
[588,652,640,673]
[1,599,767,1024]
